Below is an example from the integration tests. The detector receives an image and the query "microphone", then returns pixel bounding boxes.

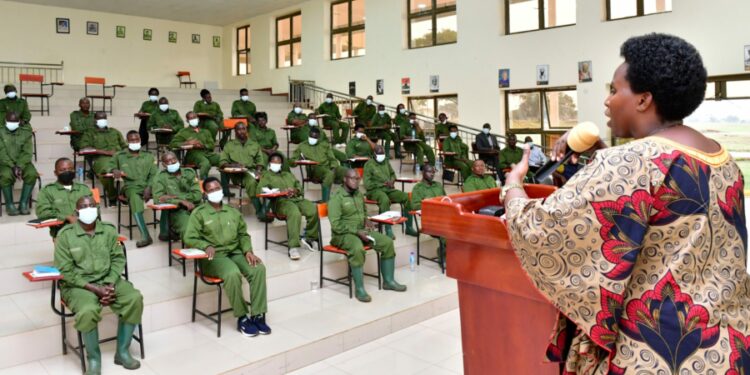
[532,122,600,183]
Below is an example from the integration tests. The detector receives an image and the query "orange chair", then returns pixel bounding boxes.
[19,74,63,116]
[84,76,124,114]
[176,71,197,88]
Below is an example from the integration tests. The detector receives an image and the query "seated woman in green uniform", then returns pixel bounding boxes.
[152,151,203,241]
[36,157,92,238]
[170,111,220,180]
[54,196,144,374]
[79,112,127,206]
[0,111,39,215]
[184,177,271,337]
[462,159,498,192]
[193,89,225,148]
[134,87,159,146]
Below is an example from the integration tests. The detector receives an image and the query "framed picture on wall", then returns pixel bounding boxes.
[86,21,98,35]
[578,61,592,82]
[116,25,126,38]
[429,75,439,93]
[192,34,200,44]
[168,31,177,43]
[143,28,152,41]
[401,78,411,94]
[56,18,70,34]
[745,45,750,72]
[536,64,549,85]
[213,36,221,48]
[498,69,510,88]
[349,81,356,96]
[376,79,384,95]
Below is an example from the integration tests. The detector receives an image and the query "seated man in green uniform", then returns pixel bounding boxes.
[36,157,92,238]
[147,97,184,147]
[285,102,308,144]
[301,114,348,164]
[193,89,225,147]
[219,122,268,221]
[152,151,202,241]
[434,113,452,139]
[399,112,435,169]
[68,97,95,151]
[369,104,401,159]
[329,169,407,302]
[363,145,417,238]
[0,111,39,215]
[170,111,219,179]
[345,124,376,160]
[231,88,257,127]
[54,196,144,373]
[0,84,31,126]
[251,112,279,161]
[256,153,319,260]
[108,131,157,247]
[411,165,447,265]
[80,112,127,206]
[134,87,159,146]
[352,95,376,128]
[317,93,348,147]
[184,177,270,337]
[498,134,523,182]
[462,159,498,193]
[289,127,347,202]
[441,124,471,181]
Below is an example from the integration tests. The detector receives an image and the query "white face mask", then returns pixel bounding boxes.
[241,95,249,102]
[269,163,282,173]
[166,162,180,173]
[5,122,19,131]
[409,119,416,124]
[78,207,98,224]
[206,190,224,203]
[188,118,199,127]
[449,132,458,139]
[308,119,318,126]
[399,108,406,114]
[325,98,333,104]
[6,91,16,99]
[482,128,490,134]
[375,154,386,163]
[96,119,108,128]
[308,137,318,145]
[366,99,372,105]
[159,104,169,112]
[149,95,158,102]
[378,110,385,116]
[355,132,365,139]
[294,107,302,114]
[128,142,141,151]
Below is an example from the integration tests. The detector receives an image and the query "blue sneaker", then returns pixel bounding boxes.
[237,316,259,337]
[252,314,272,335]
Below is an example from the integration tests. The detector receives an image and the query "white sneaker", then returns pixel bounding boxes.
[289,247,301,260]
[301,238,316,252]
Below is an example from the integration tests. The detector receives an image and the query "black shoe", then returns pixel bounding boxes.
[158,233,169,242]
[237,316,259,337]
[251,314,271,335]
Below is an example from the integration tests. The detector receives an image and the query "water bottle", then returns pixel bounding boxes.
[415,164,421,176]
[411,129,416,139]
[76,166,84,183]
[435,158,442,171]
[409,251,416,271]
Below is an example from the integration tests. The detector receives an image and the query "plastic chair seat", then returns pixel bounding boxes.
[196,272,223,284]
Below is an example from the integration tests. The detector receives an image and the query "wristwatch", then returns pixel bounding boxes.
[501,183,524,197]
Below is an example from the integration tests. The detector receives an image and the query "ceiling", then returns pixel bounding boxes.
[12,0,308,26]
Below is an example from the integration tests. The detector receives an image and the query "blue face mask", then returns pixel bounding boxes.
[166,162,180,173]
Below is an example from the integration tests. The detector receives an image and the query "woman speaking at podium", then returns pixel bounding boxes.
[503,33,749,374]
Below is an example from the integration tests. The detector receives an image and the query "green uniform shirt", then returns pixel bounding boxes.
[193,100,223,124]
[250,127,278,150]
[463,174,497,192]
[290,142,339,169]
[0,97,31,124]
[256,170,303,206]
[498,146,523,169]
[170,127,216,154]
[152,168,202,206]
[328,187,366,236]
[286,111,308,141]
[54,221,125,288]
[399,122,426,141]
[363,159,395,192]
[442,136,469,162]
[147,109,184,131]
[231,100,257,119]
[435,121,452,138]
[353,102,376,125]
[369,113,392,131]
[346,138,373,158]
[297,125,330,144]
[411,181,446,211]
[138,100,159,115]
[220,139,264,169]
[107,150,158,190]
[36,182,92,221]
[80,127,127,152]
[183,202,253,255]
[0,126,34,167]
[394,113,410,129]
[69,111,95,133]
[316,102,342,127]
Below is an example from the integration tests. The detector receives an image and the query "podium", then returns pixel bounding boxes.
[421,186,559,374]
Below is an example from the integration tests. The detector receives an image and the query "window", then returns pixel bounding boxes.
[236,25,251,75]
[276,12,302,68]
[407,0,457,49]
[506,0,576,34]
[331,0,366,60]
[504,87,577,149]
[408,95,459,122]
[607,0,672,20]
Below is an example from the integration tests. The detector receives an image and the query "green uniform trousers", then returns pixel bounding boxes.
[445,160,471,181]
[0,163,38,186]
[91,156,116,199]
[307,165,347,189]
[274,199,320,248]
[184,151,220,179]
[62,278,143,332]
[366,188,410,213]
[122,185,147,214]
[224,172,258,201]
[201,119,220,141]
[331,231,395,268]
[154,133,175,147]
[403,142,435,166]
[199,251,267,317]
[165,209,191,237]
[329,120,349,145]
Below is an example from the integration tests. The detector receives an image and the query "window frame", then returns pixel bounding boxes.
[407,0,458,50]
[407,94,459,121]
[707,73,750,100]
[504,0,576,35]
[276,12,302,69]
[605,0,672,21]
[331,0,366,60]
[236,25,251,76]
[504,86,577,149]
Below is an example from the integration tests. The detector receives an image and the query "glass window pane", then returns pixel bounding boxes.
[277,18,290,41]
[545,90,578,128]
[644,0,672,15]
[410,0,432,13]
[352,29,366,57]
[277,44,291,68]
[544,0,576,28]
[292,15,302,39]
[685,99,750,155]
[408,98,435,119]
[435,11,457,44]
[509,0,540,33]
[331,32,348,60]
[437,96,459,123]
[292,42,302,66]
[332,2,350,29]
[508,92,542,130]
[516,133,542,145]
[352,0,365,26]
[726,81,750,98]
[544,132,563,150]
[435,0,456,9]
[246,60,252,75]
[705,82,715,99]
[410,16,433,48]
[237,27,246,50]
[608,0,637,19]
[238,52,248,75]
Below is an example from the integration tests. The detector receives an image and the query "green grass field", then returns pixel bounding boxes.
[689,122,750,190]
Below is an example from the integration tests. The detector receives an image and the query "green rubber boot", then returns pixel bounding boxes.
[384,142,391,159]
[134,212,153,248]
[2,186,18,216]
[18,183,33,215]
[220,173,235,198]
[321,186,331,202]
[384,225,395,239]
[158,211,169,241]
[81,328,101,375]
[394,142,403,159]
[404,212,418,237]
[351,266,371,302]
[114,321,141,370]
[381,257,407,292]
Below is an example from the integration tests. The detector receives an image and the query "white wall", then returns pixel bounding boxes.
[0,0,223,88]
[220,0,750,137]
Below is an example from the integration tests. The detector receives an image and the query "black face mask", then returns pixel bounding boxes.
[58,171,75,185]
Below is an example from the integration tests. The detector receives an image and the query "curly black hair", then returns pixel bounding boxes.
[620,33,707,122]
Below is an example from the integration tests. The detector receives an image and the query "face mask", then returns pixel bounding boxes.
[78,207,98,224]
[409,119,416,124]
[308,137,318,146]
[6,91,16,99]
[355,132,364,139]
[149,95,158,102]
[366,99,372,105]
[241,95,249,102]
[166,162,180,173]
[449,132,458,139]
[269,163,282,173]
[399,108,406,114]
[128,143,141,151]
[483,128,490,134]
[188,118,199,127]
[376,154,386,163]
[294,107,302,114]
[325,98,333,104]
[378,110,385,116]
[58,171,75,185]
[159,104,169,112]
[96,119,108,128]
[207,190,224,203]
[308,119,318,126]
[5,122,19,131]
